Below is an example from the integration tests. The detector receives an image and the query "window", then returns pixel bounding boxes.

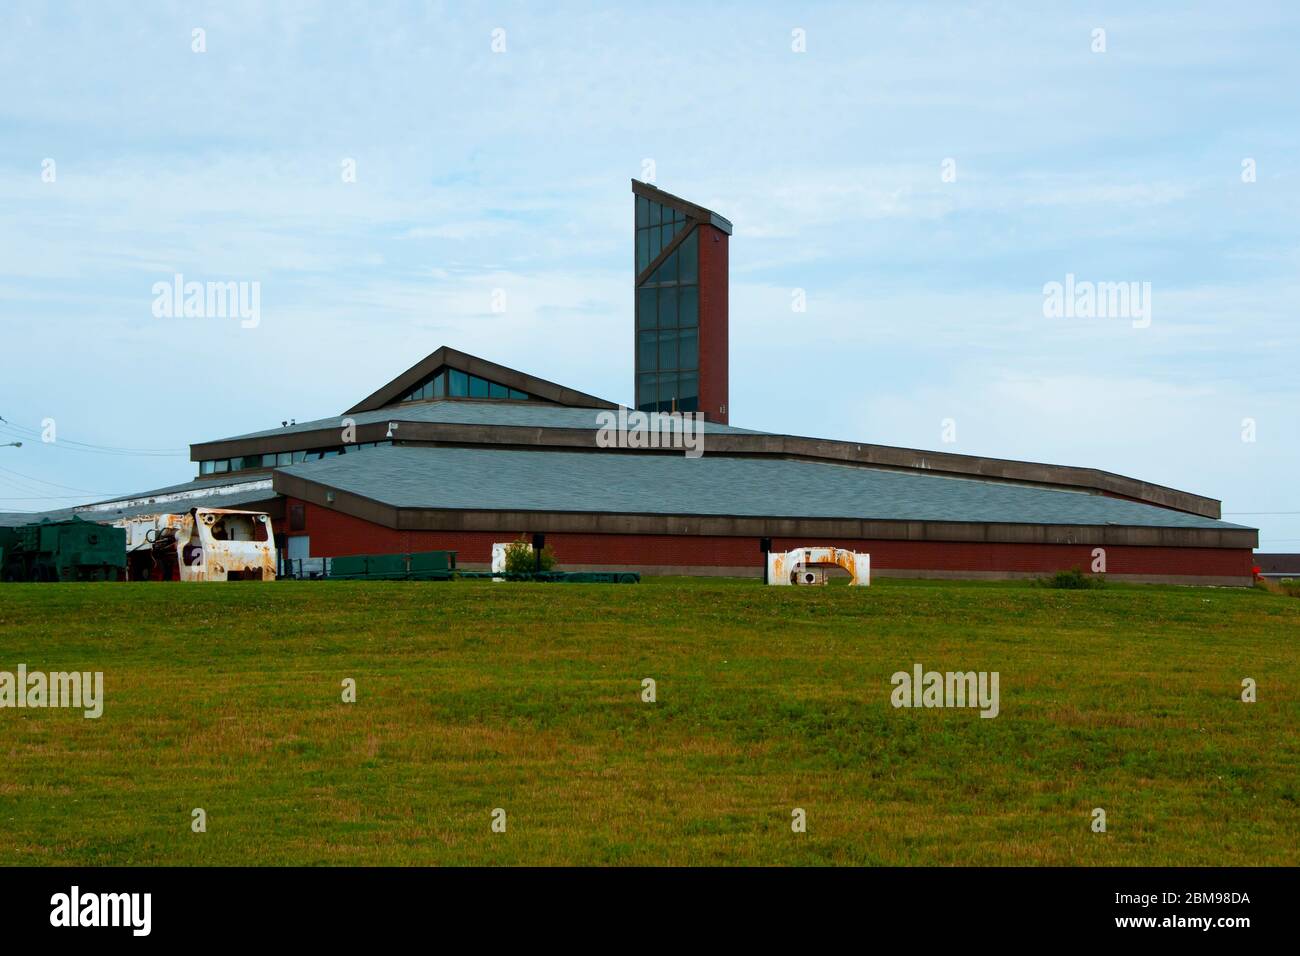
[637,331,656,371]
[214,459,229,473]
[635,206,701,412]
[200,460,214,476]
[276,452,292,466]
[635,199,690,273]
[637,287,656,329]
[395,364,531,403]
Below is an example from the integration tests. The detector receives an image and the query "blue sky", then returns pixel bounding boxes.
[1,1,1297,546]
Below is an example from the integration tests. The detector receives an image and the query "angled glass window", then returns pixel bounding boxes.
[658,247,678,283]
[635,194,702,410]
[396,364,531,403]
[678,230,698,283]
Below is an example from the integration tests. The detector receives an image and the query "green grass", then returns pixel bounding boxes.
[0,577,1296,866]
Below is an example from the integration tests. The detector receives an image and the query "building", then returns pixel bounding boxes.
[14,182,1260,585]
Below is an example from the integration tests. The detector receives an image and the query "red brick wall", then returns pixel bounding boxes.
[278,499,1252,580]
[696,224,729,424]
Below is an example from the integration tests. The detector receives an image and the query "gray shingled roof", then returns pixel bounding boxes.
[1,479,276,527]
[207,400,762,444]
[278,445,1252,530]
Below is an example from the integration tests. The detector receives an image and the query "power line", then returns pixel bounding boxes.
[0,418,188,457]
[0,465,123,496]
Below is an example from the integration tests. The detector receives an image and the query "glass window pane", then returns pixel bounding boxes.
[678,372,698,412]
[636,196,648,228]
[244,454,265,469]
[649,201,661,226]
[434,371,445,398]
[658,329,677,371]
[488,380,508,398]
[677,328,698,371]
[277,452,292,465]
[678,285,698,327]
[659,224,672,254]
[658,285,676,328]
[200,460,214,475]
[214,459,229,473]
[449,369,468,397]
[292,450,306,463]
[469,375,489,398]
[648,223,661,261]
[657,374,677,405]
[679,230,698,283]
[508,388,528,400]
[659,248,678,283]
[637,330,657,371]
[636,230,648,273]
[637,373,657,410]
[637,286,656,329]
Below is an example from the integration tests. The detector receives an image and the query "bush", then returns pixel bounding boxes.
[502,537,557,575]
[1039,568,1105,590]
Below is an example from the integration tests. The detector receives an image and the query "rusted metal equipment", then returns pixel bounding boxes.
[766,547,870,586]
[117,508,276,581]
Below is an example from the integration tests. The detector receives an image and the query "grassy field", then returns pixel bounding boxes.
[1,577,1297,866]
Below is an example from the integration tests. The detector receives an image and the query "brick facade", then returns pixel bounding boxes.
[696,223,729,424]
[278,498,1253,583]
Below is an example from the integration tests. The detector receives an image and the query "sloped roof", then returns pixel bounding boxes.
[344,346,618,415]
[200,399,761,446]
[274,444,1251,532]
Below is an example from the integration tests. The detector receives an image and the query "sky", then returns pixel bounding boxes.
[0,1,1296,546]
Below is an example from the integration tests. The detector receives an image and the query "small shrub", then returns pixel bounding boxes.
[503,537,557,575]
[1038,568,1105,590]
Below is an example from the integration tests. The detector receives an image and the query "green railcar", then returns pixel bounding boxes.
[0,516,126,582]
[327,550,457,581]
